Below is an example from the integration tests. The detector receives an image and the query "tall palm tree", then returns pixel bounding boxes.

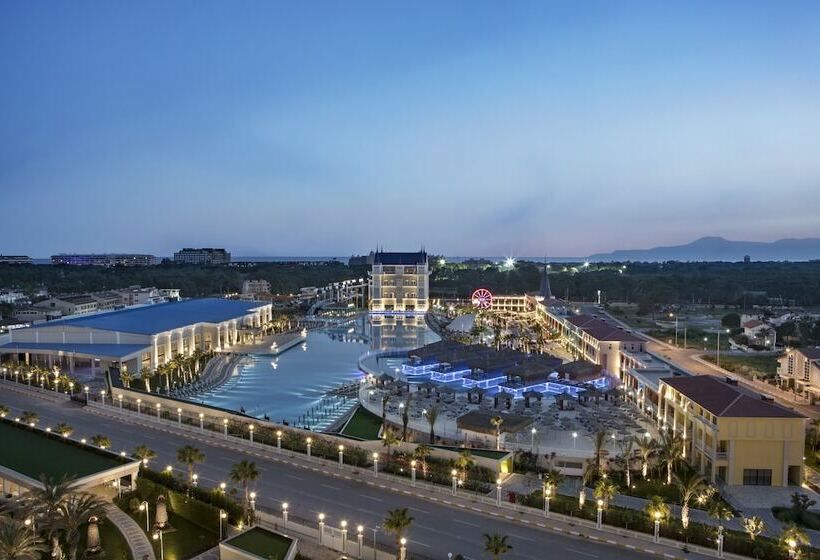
[381,394,391,433]
[579,463,594,509]
[90,435,111,449]
[593,478,619,509]
[674,471,705,529]
[230,460,260,524]
[401,395,411,442]
[425,407,439,444]
[490,415,504,451]
[20,411,38,427]
[455,450,474,482]
[383,508,414,547]
[0,517,46,560]
[54,423,73,438]
[708,502,734,537]
[132,445,157,465]
[382,427,400,461]
[636,436,657,479]
[617,437,635,487]
[29,476,74,555]
[176,446,205,484]
[60,493,106,560]
[658,431,684,485]
[412,445,431,476]
[591,431,608,477]
[483,533,512,560]
[644,495,671,523]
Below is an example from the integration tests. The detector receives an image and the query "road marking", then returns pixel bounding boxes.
[565,548,597,558]
[507,533,536,542]
[361,495,383,502]
[284,474,304,481]
[452,519,480,528]
[320,484,340,490]
[408,539,431,549]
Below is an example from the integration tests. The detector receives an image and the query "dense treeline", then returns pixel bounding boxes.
[0,262,368,297]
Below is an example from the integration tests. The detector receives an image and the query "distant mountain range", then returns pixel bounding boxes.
[586,236,820,262]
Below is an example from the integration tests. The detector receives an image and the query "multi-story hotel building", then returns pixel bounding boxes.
[778,347,820,404]
[50,254,157,267]
[658,375,805,487]
[173,248,231,265]
[368,251,429,313]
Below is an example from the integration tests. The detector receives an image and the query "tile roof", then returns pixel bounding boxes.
[373,251,427,265]
[797,347,820,360]
[660,375,804,418]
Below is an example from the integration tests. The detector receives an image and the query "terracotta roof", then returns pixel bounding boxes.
[660,376,804,418]
[743,319,765,329]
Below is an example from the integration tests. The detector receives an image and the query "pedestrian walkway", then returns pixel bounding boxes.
[104,503,156,560]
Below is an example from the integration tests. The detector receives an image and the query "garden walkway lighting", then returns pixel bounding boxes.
[139,501,150,532]
[596,499,603,529]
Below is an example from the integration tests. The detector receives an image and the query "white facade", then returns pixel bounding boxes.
[242,279,271,295]
[368,251,429,313]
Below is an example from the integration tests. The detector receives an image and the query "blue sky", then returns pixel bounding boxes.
[1,1,818,257]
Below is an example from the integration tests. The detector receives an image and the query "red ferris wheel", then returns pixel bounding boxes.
[471,288,493,310]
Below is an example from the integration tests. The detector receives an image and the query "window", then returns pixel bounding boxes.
[742,469,772,486]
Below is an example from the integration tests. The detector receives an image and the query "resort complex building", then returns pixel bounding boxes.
[242,279,272,296]
[0,298,272,376]
[173,247,231,265]
[658,375,805,486]
[778,346,820,403]
[0,255,33,264]
[368,250,429,313]
[50,253,158,266]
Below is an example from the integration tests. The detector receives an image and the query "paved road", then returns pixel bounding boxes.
[0,390,676,560]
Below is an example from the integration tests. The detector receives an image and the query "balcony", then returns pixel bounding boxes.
[715,451,728,461]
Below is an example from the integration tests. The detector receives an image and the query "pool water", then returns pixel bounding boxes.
[194,314,439,427]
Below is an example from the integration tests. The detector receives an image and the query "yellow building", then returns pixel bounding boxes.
[658,375,805,487]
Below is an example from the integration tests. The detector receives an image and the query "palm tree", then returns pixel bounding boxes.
[19,411,37,427]
[617,437,635,488]
[381,394,391,433]
[490,415,504,451]
[455,450,474,482]
[708,502,734,539]
[119,371,133,388]
[383,508,414,547]
[401,395,411,442]
[60,492,106,560]
[425,407,439,444]
[674,471,706,529]
[0,517,46,560]
[176,445,205,484]
[412,445,431,476]
[742,516,765,541]
[542,469,565,500]
[0,405,9,418]
[644,495,671,524]
[54,423,73,438]
[779,523,810,557]
[579,463,594,508]
[592,431,608,477]
[382,427,400,461]
[230,460,260,524]
[132,445,157,465]
[90,435,111,449]
[636,436,657,479]
[658,431,684,485]
[29,475,74,555]
[593,478,619,509]
[483,533,512,560]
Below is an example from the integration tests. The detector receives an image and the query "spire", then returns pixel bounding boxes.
[539,258,553,299]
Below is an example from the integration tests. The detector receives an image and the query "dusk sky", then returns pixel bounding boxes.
[1,1,819,258]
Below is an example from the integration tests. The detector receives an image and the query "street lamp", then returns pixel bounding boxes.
[155,402,161,419]
[139,501,150,532]
[572,431,578,449]
[340,520,348,553]
[717,328,729,369]
[152,531,164,560]
[276,430,282,449]
[787,538,797,560]
[338,445,344,468]
[357,525,364,558]
[199,413,205,431]
[318,513,325,544]
[280,501,287,530]
[410,460,417,486]
[596,499,604,529]
[653,511,661,543]
[669,313,678,347]
[136,398,142,415]
[84,385,89,403]
[100,389,106,405]
[165,465,173,475]
[306,436,312,457]
[399,537,407,560]
[223,418,229,439]
[118,394,123,409]
[177,408,182,425]
[716,525,724,559]
[451,469,458,496]
[249,424,255,444]
[372,452,379,477]
[496,478,502,506]
[544,483,552,518]
[219,509,227,540]
[192,473,199,488]
[530,427,537,452]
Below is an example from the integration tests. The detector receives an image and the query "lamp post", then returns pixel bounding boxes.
[199,413,205,431]
[399,537,407,560]
[338,445,344,468]
[544,484,552,518]
[572,431,578,449]
[787,538,797,560]
[223,418,229,439]
[410,460,417,486]
[152,531,164,560]
[281,501,287,530]
[192,473,199,489]
[306,437,312,457]
[276,430,282,450]
[530,427,537,453]
[100,389,106,405]
[219,482,227,493]
[357,525,364,558]
[139,501,150,532]
[451,469,458,496]
[84,385,89,404]
[653,511,661,543]
[341,520,348,553]
[249,424,255,444]
[219,509,227,540]
[716,526,724,559]
[669,313,678,346]
[136,398,142,415]
[372,453,379,477]
[118,394,123,409]
[596,499,603,530]
[177,408,182,425]
[717,328,729,369]
[248,492,256,525]
[318,513,325,544]
[496,478,502,506]
[155,403,161,419]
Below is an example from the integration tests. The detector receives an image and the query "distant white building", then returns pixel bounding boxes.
[158,288,181,301]
[368,251,429,313]
[34,295,98,316]
[242,279,271,296]
[0,290,27,304]
[173,248,231,265]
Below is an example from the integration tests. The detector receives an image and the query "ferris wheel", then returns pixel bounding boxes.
[471,288,493,310]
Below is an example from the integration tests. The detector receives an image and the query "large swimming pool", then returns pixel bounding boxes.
[194,314,439,427]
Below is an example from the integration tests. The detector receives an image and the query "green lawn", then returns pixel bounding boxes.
[701,354,779,380]
[340,406,382,440]
[78,517,133,560]
[0,420,124,481]
[125,508,218,560]
[224,527,293,560]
